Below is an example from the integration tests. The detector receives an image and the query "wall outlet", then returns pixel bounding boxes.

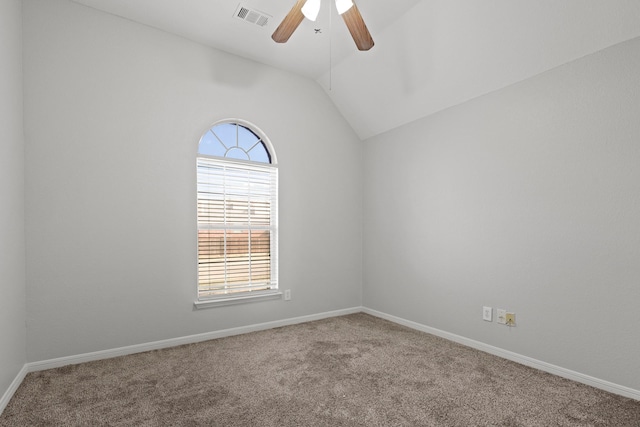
[505,312,516,326]
[284,289,291,301]
[483,306,492,321]
[497,309,507,325]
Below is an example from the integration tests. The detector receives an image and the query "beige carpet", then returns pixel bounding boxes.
[1,313,639,426]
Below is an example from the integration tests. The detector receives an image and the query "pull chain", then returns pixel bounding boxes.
[329,1,333,91]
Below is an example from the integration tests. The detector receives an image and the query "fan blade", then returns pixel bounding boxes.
[272,0,308,43]
[341,3,374,51]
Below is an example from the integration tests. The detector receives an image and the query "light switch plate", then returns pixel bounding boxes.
[483,306,492,321]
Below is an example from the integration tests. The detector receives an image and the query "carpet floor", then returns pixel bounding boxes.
[1,313,639,426]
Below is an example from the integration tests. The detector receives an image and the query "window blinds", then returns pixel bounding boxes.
[197,157,278,298]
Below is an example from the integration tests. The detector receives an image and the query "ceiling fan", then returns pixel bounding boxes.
[272,0,374,51]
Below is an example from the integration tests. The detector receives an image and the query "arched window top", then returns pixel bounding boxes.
[198,120,276,165]
[195,118,279,306]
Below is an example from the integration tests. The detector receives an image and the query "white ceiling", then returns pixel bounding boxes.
[70,0,640,139]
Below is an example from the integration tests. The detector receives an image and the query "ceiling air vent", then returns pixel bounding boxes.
[234,4,271,28]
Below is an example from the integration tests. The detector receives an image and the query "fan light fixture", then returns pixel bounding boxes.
[335,0,354,15]
[272,0,373,51]
[301,0,321,21]
[302,0,354,21]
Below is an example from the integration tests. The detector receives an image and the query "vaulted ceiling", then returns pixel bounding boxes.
[70,0,640,139]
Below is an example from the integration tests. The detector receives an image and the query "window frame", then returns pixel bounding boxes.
[193,119,280,309]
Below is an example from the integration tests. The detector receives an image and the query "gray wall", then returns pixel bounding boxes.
[23,0,362,362]
[0,0,27,399]
[12,0,640,401]
[363,37,640,390]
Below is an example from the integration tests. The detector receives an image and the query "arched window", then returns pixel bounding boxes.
[195,120,278,306]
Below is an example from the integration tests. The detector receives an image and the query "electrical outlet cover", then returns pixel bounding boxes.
[497,309,507,325]
[506,312,516,326]
[483,306,492,321]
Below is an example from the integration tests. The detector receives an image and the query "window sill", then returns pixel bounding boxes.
[194,290,283,309]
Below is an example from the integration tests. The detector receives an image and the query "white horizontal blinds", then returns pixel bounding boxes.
[197,157,277,298]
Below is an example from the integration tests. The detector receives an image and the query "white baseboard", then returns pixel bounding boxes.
[27,306,362,372]
[4,304,637,417]
[0,365,28,416]
[362,307,640,401]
